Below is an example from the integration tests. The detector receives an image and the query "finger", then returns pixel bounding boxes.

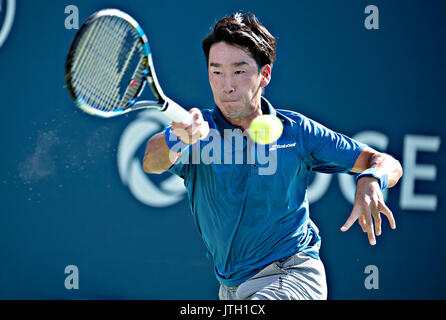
[379,202,396,229]
[192,113,200,123]
[191,120,205,136]
[189,108,203,120]
[188,112,204,135]
[341,207,361,232]
[171,122,189,130]
[199,121,210,139]
[171,126,190,141]
[359,216,367,233]
[364,214,376,246]
[373,212,382,236]
[172,122,193,140]
[369,199,382,236]
[191,126,202,139]
[178,109,202,130]
[189,107,201,113]
[180,121,199,138]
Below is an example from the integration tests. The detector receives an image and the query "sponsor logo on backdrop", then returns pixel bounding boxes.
[117,110,186,207]
[0,0,15,49]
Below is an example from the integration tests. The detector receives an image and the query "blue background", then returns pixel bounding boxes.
[0,0,444,299]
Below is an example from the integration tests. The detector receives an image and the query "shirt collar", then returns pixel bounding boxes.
[211,97,277,135]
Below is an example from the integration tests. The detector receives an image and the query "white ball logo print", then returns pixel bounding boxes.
[0,0,15,49]
[117,110,186,207]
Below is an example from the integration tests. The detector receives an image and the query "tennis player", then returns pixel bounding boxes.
[143,12,403,300]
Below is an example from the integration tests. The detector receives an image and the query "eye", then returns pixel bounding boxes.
[235,70,245,75]
[212,71,222,75]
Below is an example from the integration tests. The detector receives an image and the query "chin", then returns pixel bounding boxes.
[219,104,239,116]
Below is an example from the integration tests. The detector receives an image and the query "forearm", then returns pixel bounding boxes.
[142,131,181,174]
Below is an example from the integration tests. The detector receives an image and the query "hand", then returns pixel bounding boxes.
[171,108,210,144]
[341,176,396,246]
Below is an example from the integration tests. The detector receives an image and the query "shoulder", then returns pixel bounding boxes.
[276,108,335,147]
[275,108,314,131]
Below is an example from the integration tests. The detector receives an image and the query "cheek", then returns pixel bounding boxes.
[208,74,220,90]
[239,75,260,92]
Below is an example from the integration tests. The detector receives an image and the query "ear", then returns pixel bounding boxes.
[260,64,272,88]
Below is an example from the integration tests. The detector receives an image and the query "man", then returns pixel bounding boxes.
[143,12,402,300]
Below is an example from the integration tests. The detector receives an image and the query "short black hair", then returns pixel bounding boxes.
[202,12,277,70]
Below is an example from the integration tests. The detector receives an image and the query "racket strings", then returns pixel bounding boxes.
[73,18,123,109]
[70,16,146,112]
[77,18,134,110]
[75,22,122,110]
[120,60,147,106]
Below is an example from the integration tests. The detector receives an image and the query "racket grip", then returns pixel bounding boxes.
[162,98,193,124]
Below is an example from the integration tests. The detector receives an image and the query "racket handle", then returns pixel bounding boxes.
[162,98,193,124]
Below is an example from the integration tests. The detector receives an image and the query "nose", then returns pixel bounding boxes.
[223,75,235,94]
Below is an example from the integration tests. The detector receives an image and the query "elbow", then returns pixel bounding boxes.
[142,158,153,174]
[142,155,163,175]
[143,152,170,175]
[142,132,173,175]
[142,144,158,174]
[142,135,162,175]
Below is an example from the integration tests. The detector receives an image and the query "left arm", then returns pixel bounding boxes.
[341,146,403,245]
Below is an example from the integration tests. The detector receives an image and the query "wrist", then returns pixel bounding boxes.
[356,168,389,190]
[164,126,189,153]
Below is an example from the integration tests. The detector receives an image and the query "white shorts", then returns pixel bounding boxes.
[218,252,328,300]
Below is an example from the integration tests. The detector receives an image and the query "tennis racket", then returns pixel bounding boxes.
[65,8,192,124]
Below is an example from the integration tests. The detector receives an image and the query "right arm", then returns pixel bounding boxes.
[143,108,209,174]
[142,131,182,174]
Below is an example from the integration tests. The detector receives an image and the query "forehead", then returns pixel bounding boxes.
[208,42,256,66]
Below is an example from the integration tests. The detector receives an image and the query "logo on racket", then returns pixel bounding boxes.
[0,0,15,49]
[117,109,186,207]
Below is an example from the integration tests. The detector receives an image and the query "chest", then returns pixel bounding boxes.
[195,130,305,192]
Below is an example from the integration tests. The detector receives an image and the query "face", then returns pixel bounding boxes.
[208,42,271,120]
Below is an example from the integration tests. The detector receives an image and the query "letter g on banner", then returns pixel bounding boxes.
[117,110,186,207]
[0,0,16,49]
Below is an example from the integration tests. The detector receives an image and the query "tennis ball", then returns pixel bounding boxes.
[248,114,283,145]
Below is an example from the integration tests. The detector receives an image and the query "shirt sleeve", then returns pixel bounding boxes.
[297,115,366,173]
[167,148,191,178]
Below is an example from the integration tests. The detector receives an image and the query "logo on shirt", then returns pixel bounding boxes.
[0,0,16,49]
[269,142,296,151]
[117,110,186,207]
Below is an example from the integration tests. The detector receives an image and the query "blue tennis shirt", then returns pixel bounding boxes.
[167,97,365,286]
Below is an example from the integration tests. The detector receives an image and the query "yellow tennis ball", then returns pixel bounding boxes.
[248,115,283,145]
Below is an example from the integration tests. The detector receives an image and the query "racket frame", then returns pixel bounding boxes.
[65,9,192,123]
